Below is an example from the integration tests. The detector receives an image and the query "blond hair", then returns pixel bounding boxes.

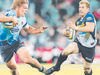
[12,0,29,9]
[79,0,90,8]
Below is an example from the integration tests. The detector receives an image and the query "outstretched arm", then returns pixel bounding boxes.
[24,25,47,34]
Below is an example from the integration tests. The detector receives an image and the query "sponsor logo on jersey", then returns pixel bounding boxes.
[86,17,92,21]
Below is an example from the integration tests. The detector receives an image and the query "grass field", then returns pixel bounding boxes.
[0,64,100,75]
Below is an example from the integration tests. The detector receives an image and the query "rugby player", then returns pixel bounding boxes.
[0,0,47,75]
[45,0,97,75]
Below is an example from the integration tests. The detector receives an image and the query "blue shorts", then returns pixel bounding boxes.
[74,39,95,63]
[0,41,22,62]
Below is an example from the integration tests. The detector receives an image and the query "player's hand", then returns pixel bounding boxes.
[63,29,70,37]
[39,26,48,33]
[10,17,18,27]
[67,21,75,29]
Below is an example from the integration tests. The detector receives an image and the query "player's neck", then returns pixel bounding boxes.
[14,8,20,17]
[81,11,89,18]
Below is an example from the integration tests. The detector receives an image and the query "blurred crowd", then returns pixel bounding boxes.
[0,0,100,64]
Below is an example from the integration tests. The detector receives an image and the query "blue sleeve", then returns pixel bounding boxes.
[85,13,95,23]
[4,9,16,17]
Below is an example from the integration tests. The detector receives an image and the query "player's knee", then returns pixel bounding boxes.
[22,58,29,63]
[21,57,31,64]
[62,50,73,56]
[84,67,91,73]
[7,63,16,70]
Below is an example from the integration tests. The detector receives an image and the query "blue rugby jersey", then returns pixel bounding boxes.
[75,12,97,48]
[0,9,29,45]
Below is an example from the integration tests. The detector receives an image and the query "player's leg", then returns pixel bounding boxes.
[45,42,79,75]
[16,47,46,73]
[55,42,79,70]
[80,44,95,75]
[6,55,19,75]
[83,60,92,75]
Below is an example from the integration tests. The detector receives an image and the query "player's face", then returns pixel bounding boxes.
[79,3,89,17]
[17,3,28,16]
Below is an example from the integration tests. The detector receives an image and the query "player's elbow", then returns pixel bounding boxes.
[0,18,4,22]
[88,27,94,32]
[86,23,95,32]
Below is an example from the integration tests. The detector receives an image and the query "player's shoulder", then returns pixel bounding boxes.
[85,12,95,21]
[85,12,94,19]
[4,9,16,16]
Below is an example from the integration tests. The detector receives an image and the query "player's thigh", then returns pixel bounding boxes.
[6,55,17,69]
[62,42,79,55]
[16,47,32,63]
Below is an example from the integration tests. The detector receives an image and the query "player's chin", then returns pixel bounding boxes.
[79,13,83,17]
[21,14,25,17]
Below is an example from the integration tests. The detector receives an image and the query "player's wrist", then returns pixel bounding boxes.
[40,30,43,33]
[75,26,78,31]
[9,16,13,22]
[39,28,44,33]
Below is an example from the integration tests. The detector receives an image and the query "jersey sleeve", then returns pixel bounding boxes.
[0,9,16,28]
[4,9,16,17]
[85,13,95,23]
[0,10,11,18]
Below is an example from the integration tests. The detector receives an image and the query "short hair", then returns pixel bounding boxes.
[12,0,29,9]
[79,0,90,8]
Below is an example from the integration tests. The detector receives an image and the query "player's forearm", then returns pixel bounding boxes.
[27,26,41,34]
[75,26,94,32]
[28,29,41,34]
[0,15,13,22]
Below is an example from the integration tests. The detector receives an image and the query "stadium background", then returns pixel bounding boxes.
[0,0,100,75]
